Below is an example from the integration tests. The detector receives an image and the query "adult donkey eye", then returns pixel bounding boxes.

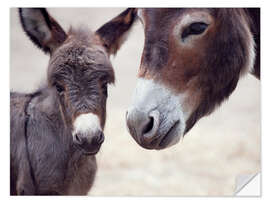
[181,22,208,40]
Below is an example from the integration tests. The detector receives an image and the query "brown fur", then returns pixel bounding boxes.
[137,8,260,134]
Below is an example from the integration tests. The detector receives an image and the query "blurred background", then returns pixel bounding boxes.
[10,8,260,196]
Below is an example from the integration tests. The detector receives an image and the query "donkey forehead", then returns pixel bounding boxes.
[137,9,214,69]
[138,8,216,46]
[139,8,213,27]
[49,31,112,74]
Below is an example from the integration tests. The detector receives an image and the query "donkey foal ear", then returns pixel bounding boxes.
[19,8,67,54]
[96,8,137,55]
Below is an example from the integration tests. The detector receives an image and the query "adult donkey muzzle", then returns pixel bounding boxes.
[126,108,161,149]
[126,78,186,150]
[126,107,182,150]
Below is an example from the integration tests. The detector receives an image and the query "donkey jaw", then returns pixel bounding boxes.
[126,78,190,149]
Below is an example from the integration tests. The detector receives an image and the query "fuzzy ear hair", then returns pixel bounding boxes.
[19,8,67,54]
[96,8,137,55]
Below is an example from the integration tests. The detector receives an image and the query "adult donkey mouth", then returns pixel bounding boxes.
[158,120,180,148]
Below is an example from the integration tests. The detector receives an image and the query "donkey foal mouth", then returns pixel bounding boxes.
[73,143,102,156]
[82,149,100,156]
[81,146,101,156]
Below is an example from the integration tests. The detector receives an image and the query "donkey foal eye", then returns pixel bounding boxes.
[181,22,208,40]
[55,83,65,93]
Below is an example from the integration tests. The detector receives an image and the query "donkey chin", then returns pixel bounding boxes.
[126,78,187,150]
[72,113,105,155]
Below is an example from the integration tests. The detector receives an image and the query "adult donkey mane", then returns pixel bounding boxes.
[11,8,136,195]
[126,8,260,150]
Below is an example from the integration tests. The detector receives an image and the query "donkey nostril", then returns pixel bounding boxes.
[74,134,82,144]
[97,133,105,144]
[142,116,154,134]
[92,132,104,145]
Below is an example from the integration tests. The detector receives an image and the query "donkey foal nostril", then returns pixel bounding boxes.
[97,133,105,144]
[92,132,104,145]
[142,116,154,134]
[74,134,82,144]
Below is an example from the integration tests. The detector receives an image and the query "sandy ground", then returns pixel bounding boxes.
[10,8,260,196]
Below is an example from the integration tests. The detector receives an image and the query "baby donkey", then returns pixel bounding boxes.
[10,8,136,195]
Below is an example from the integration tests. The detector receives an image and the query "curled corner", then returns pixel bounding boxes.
[234,172,261,196]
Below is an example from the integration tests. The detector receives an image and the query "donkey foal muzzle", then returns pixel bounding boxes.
[73,130,104,155]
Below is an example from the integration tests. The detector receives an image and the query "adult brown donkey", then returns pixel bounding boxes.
[11,8,136,195]
[126,8,260,150]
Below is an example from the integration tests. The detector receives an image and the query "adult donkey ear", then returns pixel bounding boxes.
[96,8,137,55]
[19,8,67,54]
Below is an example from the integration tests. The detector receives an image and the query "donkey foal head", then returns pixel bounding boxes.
[19,8,136,154]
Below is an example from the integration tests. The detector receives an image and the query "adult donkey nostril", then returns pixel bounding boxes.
[142,116,154,134]
[126,108,160,146]
[126,109,149,139]
[142,110,160,143]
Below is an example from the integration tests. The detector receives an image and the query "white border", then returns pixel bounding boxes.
[5,0,264,7]
[2,0,268,202]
